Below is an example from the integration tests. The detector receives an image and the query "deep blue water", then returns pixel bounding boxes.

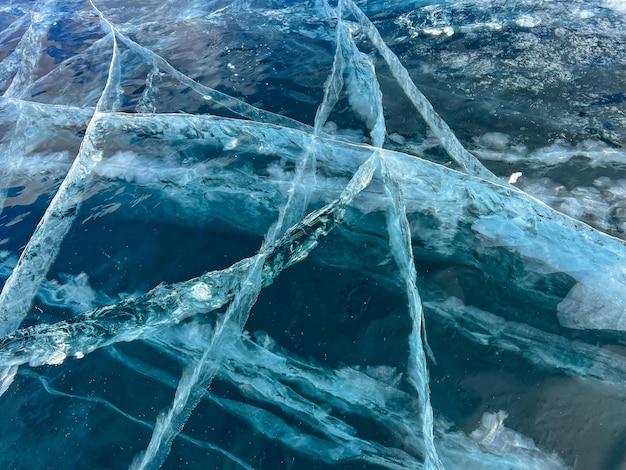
[1,1,626,469]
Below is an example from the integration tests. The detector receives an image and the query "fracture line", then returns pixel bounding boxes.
[0,1,121,336]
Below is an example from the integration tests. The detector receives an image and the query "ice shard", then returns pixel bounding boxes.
[1,1,626,469]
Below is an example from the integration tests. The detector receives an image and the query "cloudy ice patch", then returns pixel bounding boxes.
[605,0,626,13]
[472,136,626,169]
[36,272,113,315]
[515,15,542,28]
[519,176,626,237]
[507,172,522,184]
[474,132,511,150]
[423,26,454,37]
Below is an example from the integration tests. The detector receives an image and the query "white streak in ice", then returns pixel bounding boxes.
[381,155,442,470]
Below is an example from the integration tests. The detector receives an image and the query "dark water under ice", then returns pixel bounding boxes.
[1,1,626,469]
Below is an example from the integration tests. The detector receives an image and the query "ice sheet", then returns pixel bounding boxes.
[1,1,625,469]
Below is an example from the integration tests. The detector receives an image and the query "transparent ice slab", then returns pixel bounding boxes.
[1,1,625,469]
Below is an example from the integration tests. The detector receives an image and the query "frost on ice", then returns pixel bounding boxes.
[1,0,626,469]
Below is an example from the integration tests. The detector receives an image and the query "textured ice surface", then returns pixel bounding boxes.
[1,0,625,469]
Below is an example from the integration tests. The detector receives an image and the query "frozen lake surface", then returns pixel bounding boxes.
[1,0,626,468]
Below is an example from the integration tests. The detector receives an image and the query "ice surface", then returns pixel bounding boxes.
[0,0,625,469]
